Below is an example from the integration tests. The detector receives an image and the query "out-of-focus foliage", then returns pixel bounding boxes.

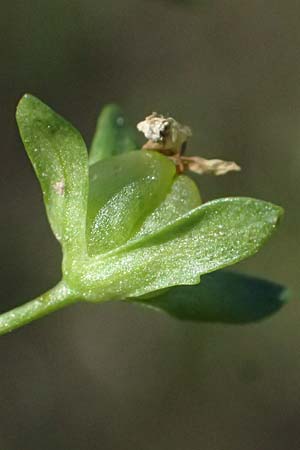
[89,104,138,165]
[134,270,287,323]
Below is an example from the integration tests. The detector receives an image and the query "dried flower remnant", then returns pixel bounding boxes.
[137,113,192,154]
[137,113,241,175]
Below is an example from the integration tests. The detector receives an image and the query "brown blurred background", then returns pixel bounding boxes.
[0,1,299,449]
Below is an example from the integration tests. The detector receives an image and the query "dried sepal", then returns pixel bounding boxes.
[170,155,241,175]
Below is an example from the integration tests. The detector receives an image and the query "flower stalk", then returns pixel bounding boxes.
[0,282,78,335]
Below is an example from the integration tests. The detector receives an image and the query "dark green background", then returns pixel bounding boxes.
[0,1,299,449]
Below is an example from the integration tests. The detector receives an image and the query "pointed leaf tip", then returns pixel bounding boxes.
[16,94,88,256]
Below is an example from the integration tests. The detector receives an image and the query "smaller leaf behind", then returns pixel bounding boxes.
[130,271,288,323]
[87,151,176,254]
[16,94,89,256]
[89,104,138,165]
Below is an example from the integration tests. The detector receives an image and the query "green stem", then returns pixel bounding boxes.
[0,281,78,336]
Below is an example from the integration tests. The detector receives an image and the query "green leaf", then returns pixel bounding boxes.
[87,150,176,254]
[72,197,282,300]
[89,104,138,165]
[16,94,88,255]
[131,271,288,323]
[132,174,202,239]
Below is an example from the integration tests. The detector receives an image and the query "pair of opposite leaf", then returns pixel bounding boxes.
[4,94,287,333]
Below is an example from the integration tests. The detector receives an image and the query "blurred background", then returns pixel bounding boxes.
[0,1,300,449]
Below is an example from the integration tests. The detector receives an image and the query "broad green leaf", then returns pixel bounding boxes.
[132,174,202,239]
[87,151,176,254]
[89,104,138,165]
[131,271,288,323]
[16,94,88,255]
[73,197,282,300]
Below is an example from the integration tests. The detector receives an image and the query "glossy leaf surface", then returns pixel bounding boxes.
[131,271,288,323]
[87,151,176,254]
[71,197,282,300]
[132,174,202,239]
